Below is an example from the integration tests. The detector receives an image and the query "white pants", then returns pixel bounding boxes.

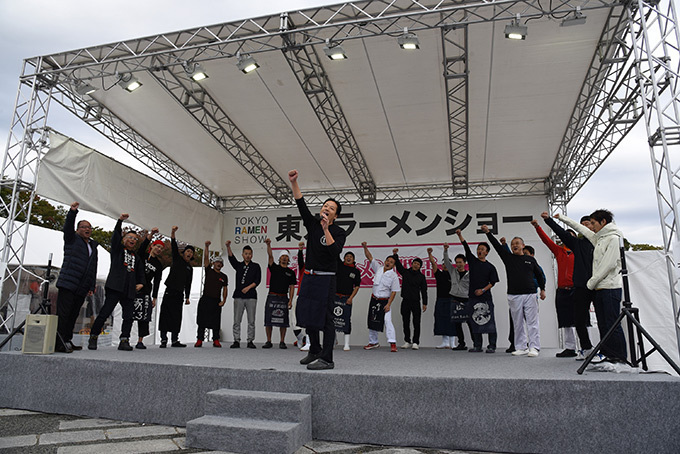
[561,327,577,350]
[369,310,396,344]
[508,294,540,350]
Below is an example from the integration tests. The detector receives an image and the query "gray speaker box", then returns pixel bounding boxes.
[22,314,58,354]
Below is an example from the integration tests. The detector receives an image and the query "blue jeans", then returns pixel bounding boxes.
[593,288,627,361]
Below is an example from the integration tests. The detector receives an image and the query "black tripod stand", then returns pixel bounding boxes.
[577,245,680,375]
[0,254,65,351]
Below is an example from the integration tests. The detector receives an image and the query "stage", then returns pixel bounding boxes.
[0,345,678,454]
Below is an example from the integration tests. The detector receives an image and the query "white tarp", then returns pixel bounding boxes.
[37,131,223,248]
[626,250,680,375]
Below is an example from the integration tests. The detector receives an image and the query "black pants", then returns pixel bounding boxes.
[90,288,134,339]
[197,326,220,341]
[573,287,594,350]
[308,296,336,363]
[454,322,467,346]
[472,332,498,349]
[56,288,86,345]
[400,299,422,344]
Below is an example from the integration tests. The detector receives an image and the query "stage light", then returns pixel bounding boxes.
[75,81,96,96]
[561,8,587,27]
[236,53,259,74]
[185,62,209,82]
[397,29,420,50]
[504,18,528,40]
[323,41,347,60]
[117,73,142,92]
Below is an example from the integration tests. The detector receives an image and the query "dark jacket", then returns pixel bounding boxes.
[104,219,144,299]
[56,209,98,296]
[544,217,594,288]
[393,254,428,305]
[164,238,193,299]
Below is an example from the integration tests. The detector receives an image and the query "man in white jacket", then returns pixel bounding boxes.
[556,210,627,362]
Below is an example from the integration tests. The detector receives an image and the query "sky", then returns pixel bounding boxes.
[0,0,667,245]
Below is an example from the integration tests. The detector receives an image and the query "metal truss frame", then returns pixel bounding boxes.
[149,57,292,204]
[280,30,377,201]
[548,3,641,208]
[628,0,680,352]
[219,177,547,210]
[0,58,54,337]
[34,0,618,84]
[441,24,469,194]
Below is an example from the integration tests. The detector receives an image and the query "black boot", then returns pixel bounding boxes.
[88,335,98,350]
[118,338,133,351]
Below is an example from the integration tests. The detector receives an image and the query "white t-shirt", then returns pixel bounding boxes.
[370,259,401,298]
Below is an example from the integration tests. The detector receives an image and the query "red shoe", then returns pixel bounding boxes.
[363,343,380,350]
[194,340,203,348]
[213,340,222,348]
[390,343,397,352]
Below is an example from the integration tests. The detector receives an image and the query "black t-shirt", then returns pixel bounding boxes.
[202,266,228,299]
[143,255,164,298]
[434,269,452,299]
[336,262,362,295]
[268,263,297,294]
[296,197,346,272]
[164,238,193,299]
[486,233,545,295]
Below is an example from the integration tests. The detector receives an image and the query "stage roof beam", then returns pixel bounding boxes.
[441,24,469,195]
[149,59,292,204]
[219,178,547,211]
[280,28,376,202]
[31,0,619,83]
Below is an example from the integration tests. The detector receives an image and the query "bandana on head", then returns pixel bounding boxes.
[152,240,165,247]
[278,250,290,260]
[210,256,224,264]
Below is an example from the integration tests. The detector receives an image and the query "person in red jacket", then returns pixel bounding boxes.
[531,218,578,357]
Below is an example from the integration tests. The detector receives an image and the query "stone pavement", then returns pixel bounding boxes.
[0,408,507,454]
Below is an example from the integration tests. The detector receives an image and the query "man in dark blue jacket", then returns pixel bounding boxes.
[88,213,144,351]
[55,202,98,353]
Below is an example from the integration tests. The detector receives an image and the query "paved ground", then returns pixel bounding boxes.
[0,408,505,454]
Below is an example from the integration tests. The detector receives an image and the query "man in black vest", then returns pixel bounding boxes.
[55,202,99,353]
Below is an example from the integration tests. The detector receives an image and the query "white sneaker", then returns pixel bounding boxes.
[591,353,606,363]
[401,342,413,349]
[300,342,310,351]
[343,345,350,351]
[436,336,449,349]
[576,348,591,361]
[527,348,539,357]
[412,343,419,350]
[512,348,530,356]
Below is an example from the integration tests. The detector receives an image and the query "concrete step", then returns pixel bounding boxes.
[186,415,305,454]
[205,388,311,424]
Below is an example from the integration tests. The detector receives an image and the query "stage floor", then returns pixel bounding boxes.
[1,345,679,454]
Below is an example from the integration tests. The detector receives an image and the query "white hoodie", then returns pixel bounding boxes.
[559,215,623,290]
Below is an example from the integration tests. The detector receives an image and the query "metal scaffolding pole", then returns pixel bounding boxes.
[628,0,680,354]
[0,58,54,341]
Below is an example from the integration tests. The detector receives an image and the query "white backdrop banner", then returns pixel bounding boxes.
[37,131,223,247]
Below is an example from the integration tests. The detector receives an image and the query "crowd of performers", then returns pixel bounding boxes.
[54,170,627,371]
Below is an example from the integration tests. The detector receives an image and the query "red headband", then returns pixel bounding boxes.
[152,240,165,247]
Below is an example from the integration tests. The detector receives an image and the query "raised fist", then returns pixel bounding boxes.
[298,241,305,250]
[119,213,129,221]
[361,242,367,247]
[427,247,433,254]
[70,202,79,211]
[541,211,549,219]
[225,240,231,247]
[480,225,490,234]
[151,227,159,235]
[443,243,449,250]
[455,229,462,235]
[530,220,539,227]
[264,238,271,245]
[205,240,211,246]
[171,226,179,233]
[392,248,398,254]
[288,170,298,182]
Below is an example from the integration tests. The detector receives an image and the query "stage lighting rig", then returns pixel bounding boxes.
[505,16,527,40]
[561,8,587,27]
[323,40,347,60]
[236,53,260,74]
[185,62,209,81]
[397,28,420,50]
[117,73,142,92]
[74,81,96,96]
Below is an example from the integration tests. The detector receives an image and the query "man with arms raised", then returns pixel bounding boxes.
[289,169,346,370]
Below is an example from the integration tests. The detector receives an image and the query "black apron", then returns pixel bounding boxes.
[196,295,222,330]
[367,296,387,332]
[433,296,456,336]
[449,296,471,323]
[295,273,333,330]
[159,289,184,333]
[468,293,496,334]
[333,295,352,334]
[264,294,290,327]
[132,293,153,322]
